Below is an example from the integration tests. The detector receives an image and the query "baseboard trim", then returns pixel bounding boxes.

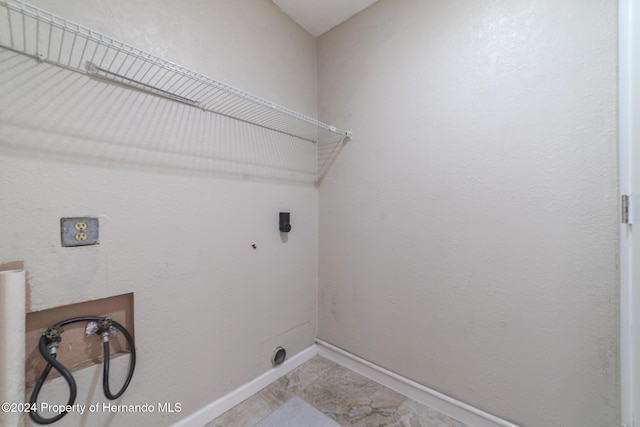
[316,339,520,427]
[172,345,318,427]
[173,340,519,427]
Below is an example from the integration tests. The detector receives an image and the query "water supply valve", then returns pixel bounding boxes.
[85,318,118,341]
[43,326,63,355]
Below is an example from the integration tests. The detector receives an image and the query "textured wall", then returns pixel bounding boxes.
[317,0,618,425]
[0,1,318,425]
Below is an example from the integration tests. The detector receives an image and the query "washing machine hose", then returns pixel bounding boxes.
[28,316,136,424]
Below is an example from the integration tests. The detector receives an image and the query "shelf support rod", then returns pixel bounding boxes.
[85,62,201,107]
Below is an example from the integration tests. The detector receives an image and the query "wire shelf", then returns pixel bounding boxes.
[0,0,352,145]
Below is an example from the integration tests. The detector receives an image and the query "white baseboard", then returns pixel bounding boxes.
[172,345,318,427]
[173,340,519,427]
[316,339,520,427]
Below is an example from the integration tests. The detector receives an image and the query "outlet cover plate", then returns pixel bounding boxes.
[61,217,99,247]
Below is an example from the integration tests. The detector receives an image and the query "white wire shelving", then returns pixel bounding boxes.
[0,0,351,145]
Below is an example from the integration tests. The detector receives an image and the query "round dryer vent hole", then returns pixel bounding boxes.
[272,346,286,367]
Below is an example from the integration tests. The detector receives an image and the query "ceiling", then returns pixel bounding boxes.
[271,0,379,37]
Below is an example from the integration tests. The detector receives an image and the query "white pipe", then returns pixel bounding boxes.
[0,269,26,427]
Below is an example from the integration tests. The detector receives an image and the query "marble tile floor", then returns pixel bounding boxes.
[206,355,469,427]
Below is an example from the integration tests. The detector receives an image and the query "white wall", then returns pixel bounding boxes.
[317,1,618,426]
[0,1,318,425]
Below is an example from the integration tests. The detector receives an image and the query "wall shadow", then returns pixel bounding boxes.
[0,50,319,187]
